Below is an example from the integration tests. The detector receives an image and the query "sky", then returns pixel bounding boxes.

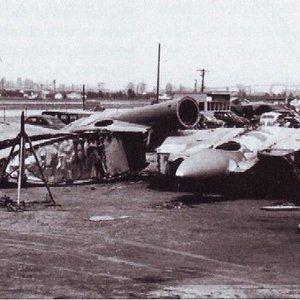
[1,0,300,91]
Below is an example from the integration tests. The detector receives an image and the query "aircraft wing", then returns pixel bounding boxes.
[67,119,150,134]
[169,127,300,179]
[156,127,247,158]
[0,122,72,150]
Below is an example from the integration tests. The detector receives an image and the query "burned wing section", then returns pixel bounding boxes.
[0,130,148,186]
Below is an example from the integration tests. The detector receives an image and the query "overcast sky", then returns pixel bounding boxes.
[1,0,300,90]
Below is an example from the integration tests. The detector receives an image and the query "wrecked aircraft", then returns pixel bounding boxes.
[66,95,200,149]
[175,127,292,178]
[256,129,300,197]
[156,127,248,176]
[0,96,200,186]
[156,126,300,197]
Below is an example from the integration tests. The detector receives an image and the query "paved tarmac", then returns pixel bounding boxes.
[1,103,300,298]
[0,177,300,298]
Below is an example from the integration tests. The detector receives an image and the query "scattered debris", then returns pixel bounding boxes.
[89,215,130,222]
[0,195,25,212]
[261,202,299,211]
[153,201,187,209]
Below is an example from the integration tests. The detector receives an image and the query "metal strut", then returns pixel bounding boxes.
[0,112,57,208]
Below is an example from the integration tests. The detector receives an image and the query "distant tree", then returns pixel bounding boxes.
[112,91,126,99]
[87,91,99,99]
[127,88,136,99]
[127,82,135,92]
[1,77,5,91]
[16,77,23,89]
[98,90,104,98]
[281,91,287,98]
[165,82,173,94]
[24,78,34,90]
[136,82,147,94]
[178,84,186,92]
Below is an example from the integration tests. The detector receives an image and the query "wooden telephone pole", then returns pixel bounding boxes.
[82,84,86,110]
[156,43,161,103]
[197,68,207,92]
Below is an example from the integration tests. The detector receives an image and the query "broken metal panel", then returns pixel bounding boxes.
[101,132,129,175]
[254,150,300,198]
[121,132,149,171]
[158,153,171,176]
[0,122,72,150]
[2,130,147,185]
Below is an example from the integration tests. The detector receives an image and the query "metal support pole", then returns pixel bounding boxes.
[17,135,24,206]
[17,112,26,206]
[82,84,86,110]
[1,111,58,206]
[156,43,161,103]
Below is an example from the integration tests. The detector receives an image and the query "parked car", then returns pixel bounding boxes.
[42,111,92,125]
[259,112,285,127]
[283,116,300,128]
[274,110,300,128]
[197,112,225,129]
[25,115,66,130]
[213,111,250,128]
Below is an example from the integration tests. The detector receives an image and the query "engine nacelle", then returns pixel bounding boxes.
[115,96,200,130]
[176,96,200,129]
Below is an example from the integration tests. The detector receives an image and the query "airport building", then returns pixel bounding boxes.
[175,91,231,111]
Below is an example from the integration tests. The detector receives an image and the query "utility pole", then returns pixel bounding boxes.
[82,84,86,110]
[197,68,207,92]
[1,77,5,92]
[285,85,288,105]
[194,79,197,92]
[156,43,161,103]
[53,79,56,94]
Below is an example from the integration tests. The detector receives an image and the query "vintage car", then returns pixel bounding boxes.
[197,112,225,129]
[213,110,250,128]
[25,115,66,130]
[42,110,92,125]
[259,112,285,127]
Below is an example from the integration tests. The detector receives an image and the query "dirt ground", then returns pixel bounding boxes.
[1,102,300,298]
[1,170,300,298]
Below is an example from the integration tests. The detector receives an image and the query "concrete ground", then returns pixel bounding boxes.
[1,101,300,298]
[0,176,300,298]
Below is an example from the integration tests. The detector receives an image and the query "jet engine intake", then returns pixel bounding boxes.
[115,96,200,130]
[177,96,200,128]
